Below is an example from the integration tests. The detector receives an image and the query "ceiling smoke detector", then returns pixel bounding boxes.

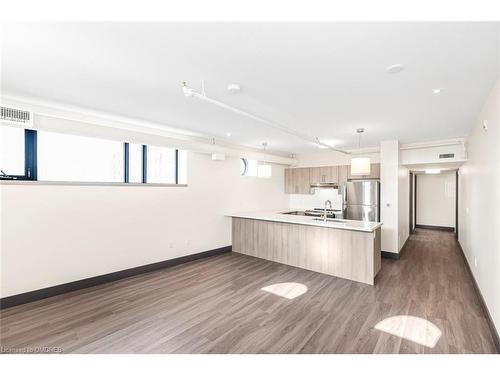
[227,83,241,93]
[385,64,405,74]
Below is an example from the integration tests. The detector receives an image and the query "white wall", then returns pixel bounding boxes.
[398,165,410,250]
[401,142,466,166]
[459,76,500,336]
[0,152,289,297]
[290,189,343,210]
[416,172,456,228]
[380,140,400,254]
[410,173,416,233]
[293,150,380,167]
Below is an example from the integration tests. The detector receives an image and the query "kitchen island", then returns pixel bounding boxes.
[227,210,382,285]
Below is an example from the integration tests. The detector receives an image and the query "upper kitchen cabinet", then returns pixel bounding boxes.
[338,165,349,185]
[285,168,292,193]
[310,166,338,184]
[285,168,311,194]
[285,163,379,194]
[348,163,380,180]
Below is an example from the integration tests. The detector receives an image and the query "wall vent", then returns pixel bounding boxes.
[439,153,455,159]
[0,105,33,127]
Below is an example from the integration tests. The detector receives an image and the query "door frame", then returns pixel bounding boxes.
[455,170,459,239]
[411,170,459,235]
[409,171,415,234]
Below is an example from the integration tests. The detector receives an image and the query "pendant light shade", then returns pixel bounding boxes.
[257,141,272,178]
[350,157,371,176]
[350,128,371,176]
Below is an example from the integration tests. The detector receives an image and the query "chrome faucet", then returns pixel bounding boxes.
[323,200,332,222]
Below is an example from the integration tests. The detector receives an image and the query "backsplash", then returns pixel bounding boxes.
[289,188,343,210]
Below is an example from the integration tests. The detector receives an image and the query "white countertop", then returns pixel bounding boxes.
[227,209,383,232]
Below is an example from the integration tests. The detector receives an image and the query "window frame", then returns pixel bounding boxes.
[1,129,184,185]
[240,158,248,176]
[0,128,37,181]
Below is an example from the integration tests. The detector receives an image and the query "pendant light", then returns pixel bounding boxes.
[350,128,371,176]
[258,142,272,178]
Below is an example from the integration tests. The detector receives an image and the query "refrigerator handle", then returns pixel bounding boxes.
[341,182,347,216]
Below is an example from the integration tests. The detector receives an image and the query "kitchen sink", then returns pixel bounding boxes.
[281,211,306,215]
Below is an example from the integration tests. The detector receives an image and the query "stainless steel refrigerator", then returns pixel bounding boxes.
[343,180,380,222]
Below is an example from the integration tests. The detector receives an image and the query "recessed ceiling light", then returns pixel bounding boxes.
[433,88,442,94]
[227,84,241,93]
[226,132,231,137]
[385,64,405,74]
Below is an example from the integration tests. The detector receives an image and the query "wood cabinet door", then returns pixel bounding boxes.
[297,168,311,194]
[284,168,293,193]
[291,168,311,194]
[320,166,338,183]
[309,167,321,184]
[369,163,380,179]
[338,165,349,184]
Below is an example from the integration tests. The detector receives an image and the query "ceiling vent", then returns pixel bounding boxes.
[439,153,455,159]
[1,105,33,127]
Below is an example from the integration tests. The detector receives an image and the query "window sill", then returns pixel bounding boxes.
[0,180,188,187]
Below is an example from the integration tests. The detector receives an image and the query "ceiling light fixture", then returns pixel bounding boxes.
[433,88,442,94]
[226,132,231,137]
[385,64,405,74]
[181,81,350,154]
[258,142,272,178]
[350,129,371,176]
[227,83,241,93]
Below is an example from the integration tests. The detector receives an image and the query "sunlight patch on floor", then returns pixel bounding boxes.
[375,315,442,348]
[261,282,308,299]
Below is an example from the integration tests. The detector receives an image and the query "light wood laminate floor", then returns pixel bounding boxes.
[0,229,497,353]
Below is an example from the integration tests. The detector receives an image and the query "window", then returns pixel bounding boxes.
[128,143,144,183]
[146,145,176,183]
[1,126,186,185]
[0,126,25,176]
[37,131,124,182]
[0,126,36,180]
[240,158,258,177]
[177,150,187,184]
[240,158,248,176]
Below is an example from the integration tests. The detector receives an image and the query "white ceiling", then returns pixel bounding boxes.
[1,22,499,153]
